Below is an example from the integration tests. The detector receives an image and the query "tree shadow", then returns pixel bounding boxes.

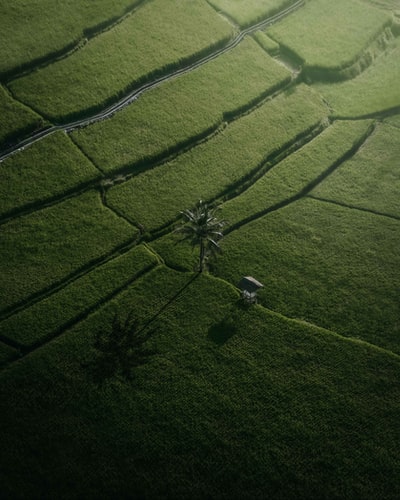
[87,274,199,385]
[87,312,156,385]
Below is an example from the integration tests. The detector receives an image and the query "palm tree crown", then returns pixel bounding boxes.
[176,200,226,272]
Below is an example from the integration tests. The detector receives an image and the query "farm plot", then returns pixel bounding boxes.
[0,85,45,148]
[362,0,400,10]
[0,342,18,367]
[151,119,373,271]
[72,37,291,174]
[9,0,235,122]
[0,132,101,219]
[221,119,373,228]
[214,198,400,354]
[207,0,297,27]
[0,0,143,77]
[314,37,400,117]
[0,190,136,315]
[310,123,400,219]
[1,267,400,499]
[386,113,400,128]
[107,84,328,232]
[0,245,157,349]
[266,0,394,81]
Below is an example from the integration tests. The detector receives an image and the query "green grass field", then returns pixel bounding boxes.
[0,85,46,147]
[107,84,327,232]
[213,198,400,354]
[311,122,400,218]
[0,190,136,314]
[0,245,158,350]
[314,36,400,117]
[72,37,291,173]
[267,0,393,79]
[0,132,101,219]
[0,0,143,77]
[1,0,400,497]
[9,0,234,121]
[1,267,399,499]
[208,0,295,27]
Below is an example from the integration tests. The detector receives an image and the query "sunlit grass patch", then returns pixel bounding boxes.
[208,0,296,27]
[0,190,136,314]
[107,85,327,232]
[221,119,373,227]
[0,0,143,77]
[267,0,393,80]
[72,37,290,173]
[9,0,235,121]
[314,37,400,116]
[0,132,101,218]
[311,123,400,218]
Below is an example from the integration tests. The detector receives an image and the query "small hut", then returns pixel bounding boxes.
[238,276,264,304]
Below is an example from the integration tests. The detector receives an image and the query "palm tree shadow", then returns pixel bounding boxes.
[87,312,156,386]
[87,274,199,385]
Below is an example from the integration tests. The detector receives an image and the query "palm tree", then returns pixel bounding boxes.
[176,200,226,273]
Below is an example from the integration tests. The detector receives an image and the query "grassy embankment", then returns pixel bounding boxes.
[266,0,394,80]
[0,245,158,351]
[314,36,400,117]
[0,132,102,219]
[0,85,46,147]
[208,0,297,27]
[8,0,235,122]
[0,0,144,78]
[72,36,291,174]
[107,84,328,232]
[0,190,136,315]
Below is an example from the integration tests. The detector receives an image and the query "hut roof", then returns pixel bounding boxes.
[238,276,264,293]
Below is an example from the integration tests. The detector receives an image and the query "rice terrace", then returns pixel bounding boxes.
[1,0,400,497]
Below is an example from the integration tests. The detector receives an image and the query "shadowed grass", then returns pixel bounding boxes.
[214,198,400,354]
[0,190,137,314]
[0,267,399,499]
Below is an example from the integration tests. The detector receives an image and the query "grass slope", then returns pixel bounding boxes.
[208,0,295,27]
[0,267,399,499]
[0,0,143,77]
[0,132,101,219]
[0,244,158,348]
[72,37,291,173]
[267,0,393,79]
[221,119,373,228]
[0,190,136,314]
[0,84,45,147]
[311,123,400,218]
[107,84,327,232]
[214,198,400,354]
[314,37,400,117]
[9,0,235,121]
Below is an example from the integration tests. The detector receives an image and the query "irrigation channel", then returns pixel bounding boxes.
[0,0,304,163]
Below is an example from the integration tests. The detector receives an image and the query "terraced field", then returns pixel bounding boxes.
[1,0,400,498]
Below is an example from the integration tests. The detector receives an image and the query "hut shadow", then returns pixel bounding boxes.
[208,309,239,346]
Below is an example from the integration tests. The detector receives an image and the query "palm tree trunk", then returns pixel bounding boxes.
[199,239,205,273]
